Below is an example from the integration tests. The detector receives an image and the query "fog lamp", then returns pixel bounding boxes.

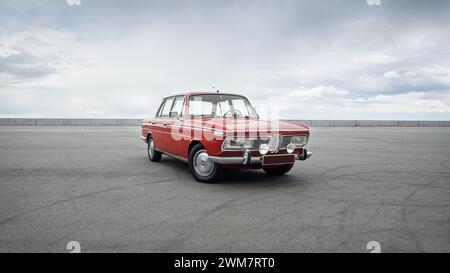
[286,143,296,154]
[259,144,269,155]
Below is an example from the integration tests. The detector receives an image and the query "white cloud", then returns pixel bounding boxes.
[286,85,348,98]
[383,70,401,78]
[252,90,450,120]
[0,1,450,120]
[344,92,450,115]
[0,28,82,86]
[352,54,398,65]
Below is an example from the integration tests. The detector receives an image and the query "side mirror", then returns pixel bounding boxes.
[169,111,179,119]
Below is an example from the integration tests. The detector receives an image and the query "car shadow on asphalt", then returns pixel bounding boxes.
[158,156,300,186]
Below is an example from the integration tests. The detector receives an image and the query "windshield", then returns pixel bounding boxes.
[188,94,258,118]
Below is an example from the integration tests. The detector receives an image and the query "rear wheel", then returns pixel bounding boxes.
[189,144,220,183]
[263,164,294,175]
[148,135,162,162]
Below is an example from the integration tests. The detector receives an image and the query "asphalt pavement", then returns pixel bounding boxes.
[0,126,449,252]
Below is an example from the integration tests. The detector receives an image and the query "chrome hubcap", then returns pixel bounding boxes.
[148,139,154,157]
[193,150,214,177]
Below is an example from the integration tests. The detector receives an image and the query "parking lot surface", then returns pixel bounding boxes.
[0,126,449,252]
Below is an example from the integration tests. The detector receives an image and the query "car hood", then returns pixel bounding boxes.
[190,118,309,133]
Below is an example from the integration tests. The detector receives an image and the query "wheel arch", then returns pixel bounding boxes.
[188,140,204,154]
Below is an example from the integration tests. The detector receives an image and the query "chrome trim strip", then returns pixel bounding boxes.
[168,124,226,134]
[208,156,244,164]
[145,122,309,134]
[199,151,304,165]
[226,129,309,134]
[209,153,299,165]
[262,153,296,158]
[208,156,262,165]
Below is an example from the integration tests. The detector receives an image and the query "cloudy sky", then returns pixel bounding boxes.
[1,0,449,120]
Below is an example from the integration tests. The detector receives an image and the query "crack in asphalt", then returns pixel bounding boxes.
[0,166,168,227]
[1,127,449,252]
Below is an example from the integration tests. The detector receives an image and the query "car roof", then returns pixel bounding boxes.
[162,92,244,100]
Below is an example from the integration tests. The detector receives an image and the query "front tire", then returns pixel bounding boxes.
[263,164,294,175]
[148,135,162,162]
[189,144,220,183]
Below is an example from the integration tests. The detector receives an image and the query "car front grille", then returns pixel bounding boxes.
[268,134,282,153]
[226,135,305,151]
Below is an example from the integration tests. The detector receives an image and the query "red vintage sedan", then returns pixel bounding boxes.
[140,92,311,182]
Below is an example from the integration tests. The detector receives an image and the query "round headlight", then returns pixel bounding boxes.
[259,144,269,155]
[286,143,296,154]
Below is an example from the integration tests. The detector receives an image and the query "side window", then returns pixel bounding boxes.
[156,100,165,117]
[160,97,175,117]
[188,100,213,117]
[231,99,250,116]
[171,97,185,117]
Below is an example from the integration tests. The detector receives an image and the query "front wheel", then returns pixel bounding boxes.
[189,144,220,183]
[263,164,294,175]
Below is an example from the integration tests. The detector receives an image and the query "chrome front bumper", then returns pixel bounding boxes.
[298,149,312,161]
[208,155,262,165]
[208,149,312,165]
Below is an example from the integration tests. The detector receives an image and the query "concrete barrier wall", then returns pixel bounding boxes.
[287,120,450,127]
[0,118,449,127]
